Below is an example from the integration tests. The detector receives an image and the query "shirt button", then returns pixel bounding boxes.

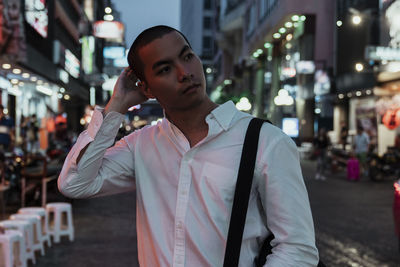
[181,190,188,196]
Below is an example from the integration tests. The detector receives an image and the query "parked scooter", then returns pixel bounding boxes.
[367,147,400,182]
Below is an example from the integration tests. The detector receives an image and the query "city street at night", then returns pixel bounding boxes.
[1,0,400,266]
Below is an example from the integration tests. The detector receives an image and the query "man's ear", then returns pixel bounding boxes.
[136,80,155,99]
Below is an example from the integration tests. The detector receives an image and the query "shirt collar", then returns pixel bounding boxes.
[161,100,243,133]
[209,101,240,131]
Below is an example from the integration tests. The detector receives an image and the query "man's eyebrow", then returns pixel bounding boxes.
[178,45,190,57]
[151,45,191,71]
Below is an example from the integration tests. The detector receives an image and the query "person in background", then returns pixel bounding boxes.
[340,121,348,150]
[0,104,15,152]
[353,125,370,177]
[26,114,39,154]
[20,114,28,152]
[313,128,331,180]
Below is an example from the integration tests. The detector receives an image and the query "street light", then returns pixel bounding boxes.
[274,89,294,106]
[104,14,114,21]
[355,63,364,72]
[236,97,252,111]
[352,15,362,25]
[105,7,112,14]
[273,33,281,39]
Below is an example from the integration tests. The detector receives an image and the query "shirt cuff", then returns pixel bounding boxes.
[87,107,104,138]
[70,106,124,163]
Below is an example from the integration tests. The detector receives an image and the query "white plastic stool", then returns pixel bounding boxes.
[46,202,74,243]
[0,220,35,264]
[10,214,45,256]
[0,230,27,267]
[18,207,52,247]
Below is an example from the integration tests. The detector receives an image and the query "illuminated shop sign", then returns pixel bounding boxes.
[281,67,296,78]
[93,21,124,39]
[103,46,125,59]
[84,0,94,21]
[114,57,128,68]
[282,118,299,138]
[82,36,94,74]
[296,61,315,74]
[25,0,49,38]
[58,69,69,84]
[365,46,400,61]
[386,1,400,48]
[314,70,331,95]
[65,49,80,78]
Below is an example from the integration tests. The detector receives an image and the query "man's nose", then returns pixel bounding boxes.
[177,63,193,82]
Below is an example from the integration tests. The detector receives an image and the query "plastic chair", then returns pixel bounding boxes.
[46,202,74,243]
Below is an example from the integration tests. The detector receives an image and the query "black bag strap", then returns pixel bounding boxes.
[223,118,265,267]
[223,118,325,267]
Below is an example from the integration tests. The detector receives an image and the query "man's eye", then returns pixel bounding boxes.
[184,53,194,61]
[157,66,170,74]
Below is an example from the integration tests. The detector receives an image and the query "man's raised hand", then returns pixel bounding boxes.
[104,67,148,115]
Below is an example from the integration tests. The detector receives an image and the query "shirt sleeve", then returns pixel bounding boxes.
[58,107,136,199]
[257,131,319,266]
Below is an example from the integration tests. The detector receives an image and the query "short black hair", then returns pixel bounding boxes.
[127,25,191,82]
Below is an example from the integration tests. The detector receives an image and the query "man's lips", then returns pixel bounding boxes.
[183,83,201,94]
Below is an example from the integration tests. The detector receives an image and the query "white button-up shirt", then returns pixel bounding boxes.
[58,101,319,266]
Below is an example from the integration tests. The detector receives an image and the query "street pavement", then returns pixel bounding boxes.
[302,159,400,267]
[4,159,400,267]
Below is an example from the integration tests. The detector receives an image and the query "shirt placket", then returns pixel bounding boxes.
[172,152,193,267]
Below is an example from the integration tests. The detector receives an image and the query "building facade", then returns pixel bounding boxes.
[214,0,335,142]
[0,0,107,146]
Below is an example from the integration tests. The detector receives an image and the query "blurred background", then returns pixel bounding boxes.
[0,0,400,266]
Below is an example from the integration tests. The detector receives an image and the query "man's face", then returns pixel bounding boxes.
[138,31,207,112]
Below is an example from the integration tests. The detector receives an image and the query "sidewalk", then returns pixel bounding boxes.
[2,163,139,267]
[35,192,139,267]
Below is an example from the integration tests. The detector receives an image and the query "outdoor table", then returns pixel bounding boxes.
[21,156,63,207]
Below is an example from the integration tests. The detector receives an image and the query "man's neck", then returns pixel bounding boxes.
[165,99,218,147]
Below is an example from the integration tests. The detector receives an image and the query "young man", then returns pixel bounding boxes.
[58,26,319,266]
